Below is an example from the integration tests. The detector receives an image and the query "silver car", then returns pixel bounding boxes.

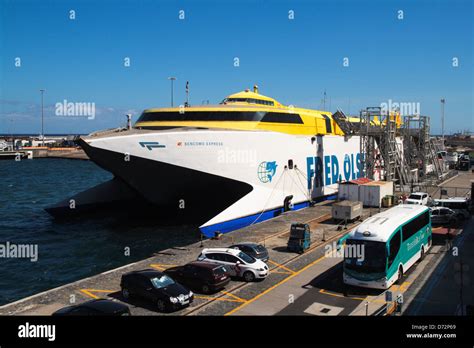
[430,207,457,225]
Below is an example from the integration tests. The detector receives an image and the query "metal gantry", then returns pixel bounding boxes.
[335,107,446,188]
[402,115,444,182]
[358,107,413,189]
[357,107,443,188]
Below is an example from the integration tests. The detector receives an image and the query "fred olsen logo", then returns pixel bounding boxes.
[139,141,166,150]
[258,161,278,183]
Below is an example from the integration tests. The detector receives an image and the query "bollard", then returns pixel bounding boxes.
[200,234,204,248]
[365,301,369,316]
[322,229,326,242]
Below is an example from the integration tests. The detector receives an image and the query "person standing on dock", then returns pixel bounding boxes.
[446,227,454,252]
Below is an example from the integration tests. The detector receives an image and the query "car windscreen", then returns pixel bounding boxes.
[344,239,386,274]
[408,194,422,200]
[212,266,228,276]
[150,275,175,289]
[238,251,256,264]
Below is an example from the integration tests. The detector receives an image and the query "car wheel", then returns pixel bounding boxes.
[122,288,130,299]
[396,266,404,285]
[243,271,255,282]
[157,299,167,312]
[201,284,210,294]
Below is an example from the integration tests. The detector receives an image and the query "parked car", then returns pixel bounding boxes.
[228,242,269,262]
[405,192,430,205]
[120,269,193,312]
[430,207,457,225]
[164,261,230,294]
[197,248,269,282]
[52,299,131,316]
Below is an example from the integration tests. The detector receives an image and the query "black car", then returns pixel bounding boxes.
[120,269,193,312]
[229,242,269,262]
[164,261,231,294]
[52,299,131,316]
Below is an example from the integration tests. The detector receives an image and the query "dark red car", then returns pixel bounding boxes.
[164,261,230,294]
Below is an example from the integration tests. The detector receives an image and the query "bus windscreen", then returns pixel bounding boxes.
[344,240,386,274]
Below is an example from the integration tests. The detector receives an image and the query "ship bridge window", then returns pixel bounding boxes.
[221,98,275,106]
[136,111,303,124]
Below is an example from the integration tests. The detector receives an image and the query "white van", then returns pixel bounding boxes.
[433,197,470,219]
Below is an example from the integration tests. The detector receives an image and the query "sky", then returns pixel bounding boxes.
[0,0,473,135]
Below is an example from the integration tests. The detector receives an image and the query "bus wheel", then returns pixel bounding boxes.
[397,267,404,285]
[420,246,425,261]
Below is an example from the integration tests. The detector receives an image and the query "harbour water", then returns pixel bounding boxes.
[0,159,200,305]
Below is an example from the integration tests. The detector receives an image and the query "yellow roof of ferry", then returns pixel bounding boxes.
[223,89,283,107]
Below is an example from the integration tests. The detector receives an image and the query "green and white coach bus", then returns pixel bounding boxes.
[341,205,432,289]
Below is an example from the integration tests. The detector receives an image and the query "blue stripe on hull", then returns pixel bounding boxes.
[199,194,336,238]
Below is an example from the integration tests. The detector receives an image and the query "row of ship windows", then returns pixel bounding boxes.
[221,98,275,106]
[136,111,334,133]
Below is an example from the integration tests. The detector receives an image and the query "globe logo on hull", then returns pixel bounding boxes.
[258,161,278,183]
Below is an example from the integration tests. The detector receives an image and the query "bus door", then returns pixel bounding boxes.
[386,229,402,282]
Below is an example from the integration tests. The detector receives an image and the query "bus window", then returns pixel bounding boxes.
[402,211,430,241]
[387,230,401,268]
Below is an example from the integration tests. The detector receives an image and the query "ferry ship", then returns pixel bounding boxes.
[47,87,362,237]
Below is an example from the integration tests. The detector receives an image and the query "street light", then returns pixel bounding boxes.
[168,77,176,107]
[441,98,445,150]
[40,89,45,146]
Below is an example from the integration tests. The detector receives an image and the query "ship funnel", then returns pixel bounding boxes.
[253,85,259,94]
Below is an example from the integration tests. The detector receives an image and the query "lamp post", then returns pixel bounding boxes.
[441,98,445,150]
[40,89,45,146]
[168,77,176,107]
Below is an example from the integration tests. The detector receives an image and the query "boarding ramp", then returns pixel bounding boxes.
[332,109,358,136]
